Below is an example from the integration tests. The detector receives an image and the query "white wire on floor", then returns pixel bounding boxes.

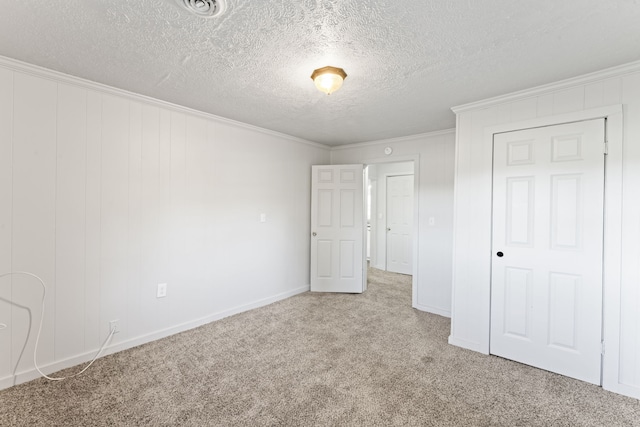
[0,271,116,381]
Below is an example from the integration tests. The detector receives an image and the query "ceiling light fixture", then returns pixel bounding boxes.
[176,0,226,18]
[310,66,347,95]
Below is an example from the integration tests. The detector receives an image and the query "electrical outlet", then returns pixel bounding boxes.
[109,319,120,334]
[157,283,167,298]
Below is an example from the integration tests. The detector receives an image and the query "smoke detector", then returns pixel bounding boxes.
[176,0,226,18]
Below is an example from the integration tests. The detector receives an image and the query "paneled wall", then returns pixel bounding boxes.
[450,60,640,399]
[331,131,455,317]
[0,59,329,389]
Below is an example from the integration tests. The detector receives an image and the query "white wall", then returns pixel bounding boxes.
[331,131,455,316]
[367,162,414,270]
[450,60,640,399]
[0,57,330,389]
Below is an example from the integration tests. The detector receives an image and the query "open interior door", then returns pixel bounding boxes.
[310,165,366,293]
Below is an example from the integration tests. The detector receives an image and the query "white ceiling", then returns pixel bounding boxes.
[1,0,639,146]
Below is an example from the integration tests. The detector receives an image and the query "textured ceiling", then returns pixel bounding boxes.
[1,0,639,146]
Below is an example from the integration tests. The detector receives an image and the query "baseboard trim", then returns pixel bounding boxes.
[0,284,310,391]
[604,382,640,400]
[448,335,486,354]
[413,303,451,318]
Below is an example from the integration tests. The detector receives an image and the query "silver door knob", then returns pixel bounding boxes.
[312,232,317,236]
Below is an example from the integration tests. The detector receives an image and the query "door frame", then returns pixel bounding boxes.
[479,105,623,393]
[363,155,420,309]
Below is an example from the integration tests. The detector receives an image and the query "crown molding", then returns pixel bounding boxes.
[451,59,640,114]
[0,55,330,151]
[331,128,455,151]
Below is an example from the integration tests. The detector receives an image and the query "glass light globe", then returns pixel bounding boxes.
[311,66,347,95]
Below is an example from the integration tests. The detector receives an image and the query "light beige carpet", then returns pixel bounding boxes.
[1,267,638,426]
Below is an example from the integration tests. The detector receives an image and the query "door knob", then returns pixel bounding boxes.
[387,228,391,231]
[312,232,317,237]
[496,251,504,257]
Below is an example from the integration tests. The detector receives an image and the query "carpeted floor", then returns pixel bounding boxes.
[1,267,639,426]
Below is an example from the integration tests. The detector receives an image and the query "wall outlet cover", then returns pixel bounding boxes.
[109,319,120,334]
[157,283,167,298]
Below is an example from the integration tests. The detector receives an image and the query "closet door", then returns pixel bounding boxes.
[490,119,605,385]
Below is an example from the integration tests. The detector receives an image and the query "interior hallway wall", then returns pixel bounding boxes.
[331,131,455,317]
[0,57,330,389]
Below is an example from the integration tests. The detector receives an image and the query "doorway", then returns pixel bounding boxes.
[365,162,415,275]
[310,158,419,308]
[489,119,606,385]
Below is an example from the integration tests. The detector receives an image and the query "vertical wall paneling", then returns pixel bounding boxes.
[510,98,538,123]
[84,91,102,351]
[183,117,208,317]
[55,83,87,360]
[0,57,331,390]
[206,121,227,310]
[619,73,640,389]
[552,87,585,115]
[208,121,240,309]
[603,78,623,106]
[536,94,554,117]
[270,138,295,296]
[584,81,605,109]
[100,94,130,343]
[0,68,13,381]
[127,102,142,338]
[12,72,57,372]
[157,108,172,330]
[417,148,447,311]
[139,104,162,332]
[203,121,218,307]
[168,112,187,325]
[450,114,473,344]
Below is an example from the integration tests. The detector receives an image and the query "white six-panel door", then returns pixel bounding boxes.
[386,174,414,275]
[310,165,366,293]
[490,119,605,385]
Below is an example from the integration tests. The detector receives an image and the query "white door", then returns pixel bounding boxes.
[490,119,605,385]
[386,175,413,275]
[310,165,366,293]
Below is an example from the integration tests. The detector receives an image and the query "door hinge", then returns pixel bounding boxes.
[601,341,606,355]
[604,141,609,155]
